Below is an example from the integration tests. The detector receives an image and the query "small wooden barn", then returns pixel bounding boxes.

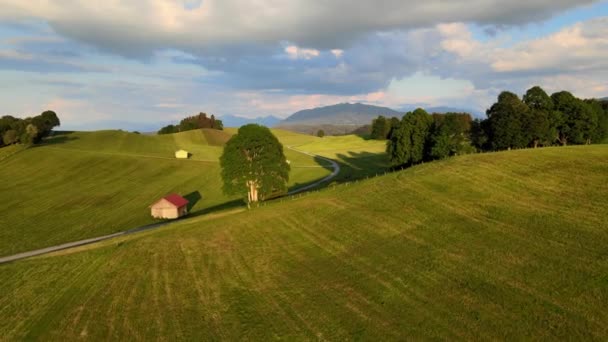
[175,150,189,159]
[150,193,189,219]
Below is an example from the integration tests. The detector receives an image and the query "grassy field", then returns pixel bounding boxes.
[0,129,330,256]
[1,145,606,339]
[0,144,26,161]
[293,134,389,181]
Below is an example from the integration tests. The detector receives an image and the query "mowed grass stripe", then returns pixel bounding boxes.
[0,130,332,256]
[1,145,606,339]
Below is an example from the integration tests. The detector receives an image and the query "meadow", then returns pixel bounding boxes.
[0,129,330,256]
[1,145,606,340]
[292,134,389,181]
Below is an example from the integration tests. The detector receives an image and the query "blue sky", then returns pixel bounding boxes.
[0,0,607,129]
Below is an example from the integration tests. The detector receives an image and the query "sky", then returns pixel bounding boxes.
[0,0,607,129]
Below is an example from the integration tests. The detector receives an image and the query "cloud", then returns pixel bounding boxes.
[0,0,596,59]
[284,45,320,60]
[491,17,608,73]
[1,1,606,126]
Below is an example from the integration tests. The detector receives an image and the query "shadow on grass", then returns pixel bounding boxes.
[39,131,79,146]
[186,199,245,219]
[184,191,202,211]
[331,151,388,183]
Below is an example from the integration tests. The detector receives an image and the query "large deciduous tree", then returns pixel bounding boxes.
[551,91,597,145]
[522,86,555,148]
[429,113,474,159]
[486,91,530,150]
[220,124,290,207]
[387,108,432,167]
[371,115,389,139]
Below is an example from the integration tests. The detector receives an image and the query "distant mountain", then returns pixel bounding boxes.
[219,114,282,128]
[599,97,608,102]
[281,103,401,126]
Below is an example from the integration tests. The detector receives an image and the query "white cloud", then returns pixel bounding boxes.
[284,45,320,60]
[491,17,608,72]
[0,0,596,58]
[331,49,344,58]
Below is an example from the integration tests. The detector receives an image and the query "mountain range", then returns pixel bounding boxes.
[279,103,481,127]
[219,114,282,128]
[62,103,482,132]
[281,103,402,126]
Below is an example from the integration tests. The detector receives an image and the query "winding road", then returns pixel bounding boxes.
[286,146,340,195]
[0,147,340,264]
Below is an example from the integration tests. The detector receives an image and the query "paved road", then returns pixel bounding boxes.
[286,146,340,195]
[0,147,340,264]
[0,222,169,264]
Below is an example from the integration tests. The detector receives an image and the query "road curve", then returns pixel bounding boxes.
[0,147,340,264]
[286,146,340,195]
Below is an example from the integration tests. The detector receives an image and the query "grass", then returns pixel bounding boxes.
[0,129,330,256]
[1,145,606,339]
[294,134,389,181]
[0,144,26,161]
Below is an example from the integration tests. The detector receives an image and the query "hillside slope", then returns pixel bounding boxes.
[1,146,607,340]
[0,129,331,256]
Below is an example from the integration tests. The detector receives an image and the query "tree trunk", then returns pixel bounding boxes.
[247,180,259,204]
[533,140,539,148]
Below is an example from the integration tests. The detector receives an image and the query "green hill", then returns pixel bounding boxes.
[0,129,331,256]
[1,145,607,339]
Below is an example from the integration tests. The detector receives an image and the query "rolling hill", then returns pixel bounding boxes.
[0,129,331,256]
[1,145,607,339]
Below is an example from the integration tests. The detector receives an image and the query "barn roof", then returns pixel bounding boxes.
[164,193,189,207]
[151,193,189,208]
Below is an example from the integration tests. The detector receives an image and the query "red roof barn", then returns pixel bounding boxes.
[150,193,189,219]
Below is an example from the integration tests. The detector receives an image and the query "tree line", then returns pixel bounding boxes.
[374,86,608,169]
[0,111,61,148]
[472,87,607,150]
[158,112,223,134]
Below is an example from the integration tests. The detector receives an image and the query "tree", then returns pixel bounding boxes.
[429,125,451,159]
[428,113,474,158]
[220,124,290,207]
[2,130,17,145]
[386,108,432,167]
[317,129,325,138]
[585,99,608,143]
[470,118,490,151]
[158,124,177,134]
[158,124,178,135]
[552,91,597,145]
[387,115,411,167]
[20,124,39,144]
[407,108,433,163]
[486,91,529,150]
[522,86,554,148]
[371,116,389,139]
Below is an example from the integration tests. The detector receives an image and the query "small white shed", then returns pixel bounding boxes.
[175,150,189,159]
